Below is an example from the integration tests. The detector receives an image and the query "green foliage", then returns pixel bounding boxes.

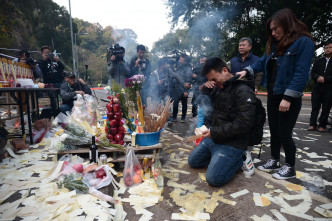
[163,0,332,60]
[0,0,77,65]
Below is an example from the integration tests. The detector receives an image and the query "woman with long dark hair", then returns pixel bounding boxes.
[237,8,314,179]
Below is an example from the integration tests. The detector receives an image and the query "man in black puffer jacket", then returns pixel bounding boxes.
[188,57,256,186]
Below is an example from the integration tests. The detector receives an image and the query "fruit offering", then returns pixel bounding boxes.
[105,96,125,145]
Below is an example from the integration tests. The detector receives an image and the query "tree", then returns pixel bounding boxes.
[164,0,332,60]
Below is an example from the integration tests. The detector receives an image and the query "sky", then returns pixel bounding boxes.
[52,0,173,49]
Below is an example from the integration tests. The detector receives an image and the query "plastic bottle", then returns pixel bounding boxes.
[152,154,164,189]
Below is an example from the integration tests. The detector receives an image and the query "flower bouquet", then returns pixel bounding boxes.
[125,74,145,110]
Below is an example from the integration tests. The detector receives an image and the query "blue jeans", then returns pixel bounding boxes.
[59,104,73,114]
[188,138,244,186]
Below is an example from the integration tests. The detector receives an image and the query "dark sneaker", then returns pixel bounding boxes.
[257,159,281,172]
[172,117,178,122]
[307,125,316,131]
[180,117,185,123]
[272,164,296,180]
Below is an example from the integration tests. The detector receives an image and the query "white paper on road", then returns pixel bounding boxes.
[280,208,313,220]
[171,212,210,220]
[314,206,332,218]
[270,209,288,221]
[304,168,325,172]
[321,203,332,210]
[250,214,275,221]
[6,147,18,158]
[230,189,249,198]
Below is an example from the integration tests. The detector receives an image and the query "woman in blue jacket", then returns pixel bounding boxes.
[237,8,314,179]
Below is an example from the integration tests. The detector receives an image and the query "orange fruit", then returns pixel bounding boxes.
[133,174,142,184]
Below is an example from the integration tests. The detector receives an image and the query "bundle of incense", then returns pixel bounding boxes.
[183,134,204,143]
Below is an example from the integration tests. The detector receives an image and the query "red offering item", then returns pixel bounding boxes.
[113,103,121,112]
[194,137,203,146]
[106,103,113,112]
[95,168,106,179]
[123,145,143,187]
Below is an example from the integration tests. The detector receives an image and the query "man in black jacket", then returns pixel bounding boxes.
[188,57,256,186]
[39,45,64,111]
[308,40,332,132]
[59,72,92,113]
[170,54,192,123]
[130,44,151,106]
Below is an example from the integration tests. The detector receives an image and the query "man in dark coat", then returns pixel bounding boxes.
[170,54,192,123]
[230,37,261,93]
[129,44,151,106]
[188,57,256,186]
[308,40,332,132]
[39,45,64,111]
[59,72,92,113]
[107,44,131,88]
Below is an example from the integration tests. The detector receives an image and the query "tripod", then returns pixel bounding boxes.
[84,65,99,105]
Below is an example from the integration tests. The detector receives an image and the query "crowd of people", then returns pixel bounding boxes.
[107,8,330,186]
[11,7,331,187]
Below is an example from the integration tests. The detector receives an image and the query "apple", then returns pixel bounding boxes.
[107,111,114,120]
[110,140,118,144]
[109,127,118,135]
[107,134,114,141]
[118,126,126,134]
[114,133,122,142]
[113,103,121,112]
[106,103,113,112]
[114,112,122,120]
[109,119,118,127]
[73,163,83,173]
[119,120,124,126]
[124,175,133,187]
[118,140,125,145]
[95,168,106,178]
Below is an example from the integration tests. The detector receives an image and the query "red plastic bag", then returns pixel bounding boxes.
[123,145,143,187]
[194,137,203,146]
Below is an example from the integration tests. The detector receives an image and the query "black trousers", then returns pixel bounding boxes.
[172,95,188,119]
[267,95,302,167]
[191,89,199,117]
[309,88,332,128]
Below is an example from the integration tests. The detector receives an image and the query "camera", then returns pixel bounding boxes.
[138,60,146,65]
[165,50,180,67]
[107,43,125,63]
[25,57,37,67]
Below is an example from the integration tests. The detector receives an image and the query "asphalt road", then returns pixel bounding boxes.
[94,88,332,200]
[164,93,332,200]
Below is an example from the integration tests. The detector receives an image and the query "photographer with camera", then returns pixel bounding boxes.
[107,43,131,88]
[150,58,174,105]
[170,53,193,123]
[130,44,151,106]
[39,45,64,113]
[17,50,43,80]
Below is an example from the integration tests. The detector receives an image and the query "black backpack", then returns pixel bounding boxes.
[248,97,266,146]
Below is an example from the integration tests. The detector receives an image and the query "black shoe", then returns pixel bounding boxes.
[272,164,296,180]
[257,159,281,172]
[181,117,185,123]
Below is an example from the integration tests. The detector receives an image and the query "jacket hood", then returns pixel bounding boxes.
[224,74,255,91]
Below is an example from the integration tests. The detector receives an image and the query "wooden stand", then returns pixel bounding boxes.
[57,143,163,162]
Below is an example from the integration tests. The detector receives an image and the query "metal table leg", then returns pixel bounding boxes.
[25,91,33,144]
[16,92,25,137]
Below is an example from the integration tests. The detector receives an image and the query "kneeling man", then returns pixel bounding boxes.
[188,57,256,186]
